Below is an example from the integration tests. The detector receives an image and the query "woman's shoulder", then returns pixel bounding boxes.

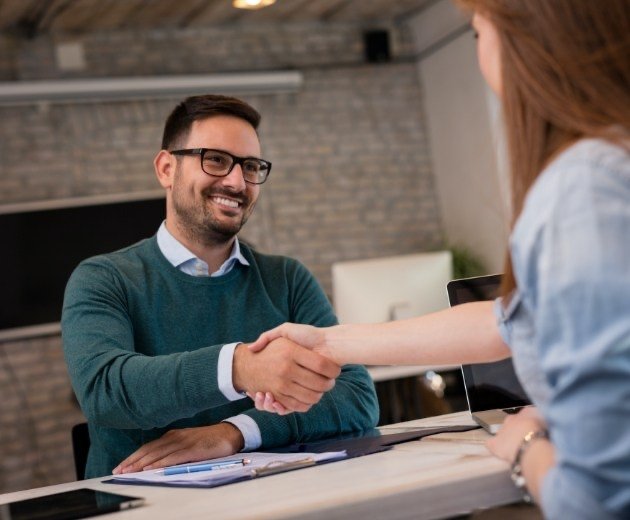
[551,138,629,175]
[514,138,629,248]
[528,138,629,210]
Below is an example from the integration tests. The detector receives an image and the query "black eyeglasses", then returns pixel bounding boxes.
[170,148,272,185]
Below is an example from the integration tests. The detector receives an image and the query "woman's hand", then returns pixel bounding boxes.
[486,406,546,464]
[248,323,334,361]
[246,323,337,415]
[486,406,554,504]
[247,391,291,415]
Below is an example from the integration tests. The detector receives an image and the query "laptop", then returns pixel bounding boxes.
[447,274,531,434]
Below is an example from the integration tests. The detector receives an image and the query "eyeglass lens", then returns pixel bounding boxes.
[202,150,269,184]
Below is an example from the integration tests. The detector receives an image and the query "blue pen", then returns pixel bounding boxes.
[162,458,250,476]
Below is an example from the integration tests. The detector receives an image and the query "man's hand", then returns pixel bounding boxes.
[112,422,244,474]
[234,337,340,413]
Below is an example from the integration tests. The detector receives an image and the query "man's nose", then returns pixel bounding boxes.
[221,163,247,191]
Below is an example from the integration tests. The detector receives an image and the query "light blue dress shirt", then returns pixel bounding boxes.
[156,222,262,450]
[495,139,630,519]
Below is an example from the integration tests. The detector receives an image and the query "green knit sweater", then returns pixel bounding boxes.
[62,237,378,478]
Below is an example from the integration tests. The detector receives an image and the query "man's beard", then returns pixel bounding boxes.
[171,173,255,246]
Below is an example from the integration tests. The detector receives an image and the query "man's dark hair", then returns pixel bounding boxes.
[161,94,261,150]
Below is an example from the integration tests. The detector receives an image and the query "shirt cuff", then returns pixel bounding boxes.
[218,342,247,401]
[223,415,262,451]
[494,293,521,348]
[541,465,617,520]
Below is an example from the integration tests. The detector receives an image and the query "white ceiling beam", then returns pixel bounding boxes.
[0,70,303,105]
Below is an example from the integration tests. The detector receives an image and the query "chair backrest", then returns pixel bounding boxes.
[71,422,91,480]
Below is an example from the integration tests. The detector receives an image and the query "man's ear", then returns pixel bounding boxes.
[154,150,176,189]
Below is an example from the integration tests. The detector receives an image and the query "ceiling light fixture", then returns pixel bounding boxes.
[233,0,276,10]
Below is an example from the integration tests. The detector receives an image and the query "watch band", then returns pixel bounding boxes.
[510,429,549,503]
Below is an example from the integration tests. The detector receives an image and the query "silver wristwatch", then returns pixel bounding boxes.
[510,429,549,503]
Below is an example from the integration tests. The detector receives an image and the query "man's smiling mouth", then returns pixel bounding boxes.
[210,196,241,208]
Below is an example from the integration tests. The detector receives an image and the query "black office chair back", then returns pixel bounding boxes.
[71,422,91,480]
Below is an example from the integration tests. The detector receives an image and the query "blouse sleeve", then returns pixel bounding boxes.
[528,151,630,519]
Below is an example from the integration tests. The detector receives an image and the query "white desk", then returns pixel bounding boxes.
[0,412,523,519]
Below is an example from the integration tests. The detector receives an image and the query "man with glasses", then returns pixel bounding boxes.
[62,95,378,479]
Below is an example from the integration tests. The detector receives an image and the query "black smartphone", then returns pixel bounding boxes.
[0,488,145,520]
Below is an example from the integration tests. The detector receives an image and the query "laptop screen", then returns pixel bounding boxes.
[447,275,530,412]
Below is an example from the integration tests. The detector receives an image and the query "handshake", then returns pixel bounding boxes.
[234,323,339,416]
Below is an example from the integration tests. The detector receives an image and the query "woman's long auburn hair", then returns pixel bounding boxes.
[455,0,630,294]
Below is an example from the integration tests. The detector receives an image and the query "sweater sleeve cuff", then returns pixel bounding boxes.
[218,342,247,401]
[223,415,262,451]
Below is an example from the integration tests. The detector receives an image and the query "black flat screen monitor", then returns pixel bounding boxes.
[0,193,165,340]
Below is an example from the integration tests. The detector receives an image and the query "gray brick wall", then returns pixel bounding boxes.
[0,21,442,493]
[0,336,84,491]
[13,22,414,79]
[0,35,17,80]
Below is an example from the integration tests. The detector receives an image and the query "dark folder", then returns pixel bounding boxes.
[105,424,478,489]
[274,424,479,459]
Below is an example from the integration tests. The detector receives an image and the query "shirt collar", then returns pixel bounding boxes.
[156,221,249,276]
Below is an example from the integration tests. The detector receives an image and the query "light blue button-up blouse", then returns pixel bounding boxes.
[495,138,630,519]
